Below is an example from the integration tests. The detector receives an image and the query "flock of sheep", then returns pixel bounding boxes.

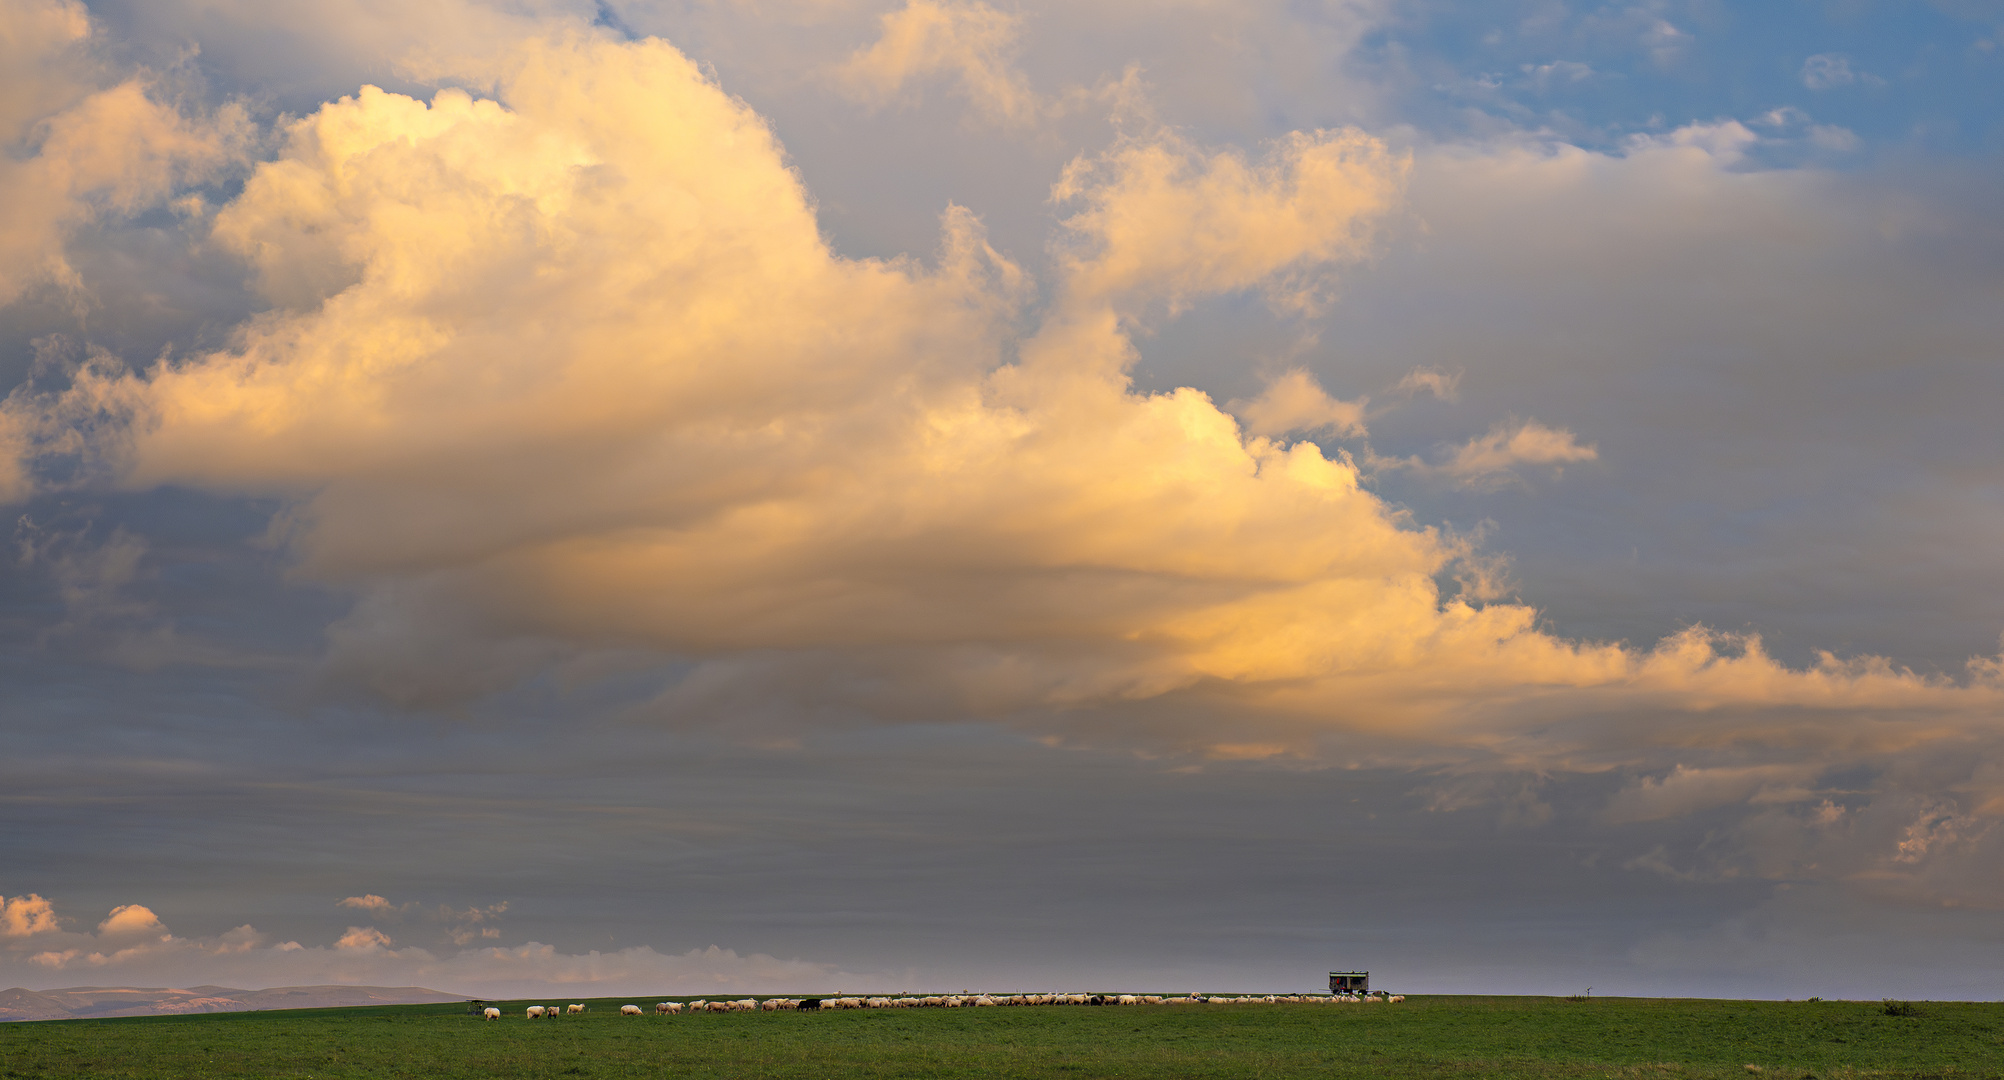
[479,992,1404,1019]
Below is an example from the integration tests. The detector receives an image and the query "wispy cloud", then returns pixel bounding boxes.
[1228,369,1368,438]
[833,0,1044,126]
[1437,418,1598,486]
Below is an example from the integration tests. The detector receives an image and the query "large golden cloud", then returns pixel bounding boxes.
[4,29,2000,788]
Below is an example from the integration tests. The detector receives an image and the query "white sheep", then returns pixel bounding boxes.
[620,1004,643,1016]
[656,1002,682,1014]
[526,1006,546,1019]
[482,1007,501,1020]
[567,1004,586,1014]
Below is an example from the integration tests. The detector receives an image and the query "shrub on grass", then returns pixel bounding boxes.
[1882,1000,1920,1017]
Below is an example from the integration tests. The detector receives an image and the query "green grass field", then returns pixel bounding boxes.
[3,996,1999,1079]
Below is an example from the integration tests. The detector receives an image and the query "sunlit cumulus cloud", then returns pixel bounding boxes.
[0,0,251,312]
[0,894,878,996]
[5,24,2004,770]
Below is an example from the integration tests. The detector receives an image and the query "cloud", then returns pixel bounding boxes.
[97,904,165,937]
[1049,125,1406,319]
[1437,418,1597,486]
[333,896,505,944]
[1,894,61,937]
[0,895,886,996]
[0,0,94,140]
[336,926,394,949]
[833,0,1043,126]
[16,515,150,632]
[1801,53,1856,90]
[1522,60,1594,89]
[1393,368,1458,400]
[1602,764,1819,824]
[0,0,253,311]
[3,29,2004,802]
[1808,124,1860,152]
[1228,369,1367,438]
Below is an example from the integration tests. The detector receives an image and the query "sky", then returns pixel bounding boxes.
[1,0,2002,1001]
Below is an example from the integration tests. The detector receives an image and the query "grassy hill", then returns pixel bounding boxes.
[2,995,1998,1078]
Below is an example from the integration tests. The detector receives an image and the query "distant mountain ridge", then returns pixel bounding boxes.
[0,984,467,1021]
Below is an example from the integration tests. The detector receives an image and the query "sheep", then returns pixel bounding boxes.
[1390,995,1406,1003]
[1142,996,1164,1005]
[544,1005,562,1018]
[482,1007,501,1020]
[526,1006,546,1019]
[819,998,841,1010]
[567,1004,586,1014]
[1117,995,1139,1005]
[620,1004,643,1016]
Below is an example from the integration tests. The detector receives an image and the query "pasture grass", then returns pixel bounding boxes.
[3,995,2001,1079]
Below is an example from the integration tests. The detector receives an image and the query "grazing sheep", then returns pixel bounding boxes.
[526,1006,545,1019]
[545,1005,562,1017]
[567,1004,585,1014]
[620,1004,643,1016]
[819,999,841,1010]
[1390,995,1406,1003]
[1116,995,1139,1005]
[482,1007,501,1020]
[1143,996,1164,1005]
